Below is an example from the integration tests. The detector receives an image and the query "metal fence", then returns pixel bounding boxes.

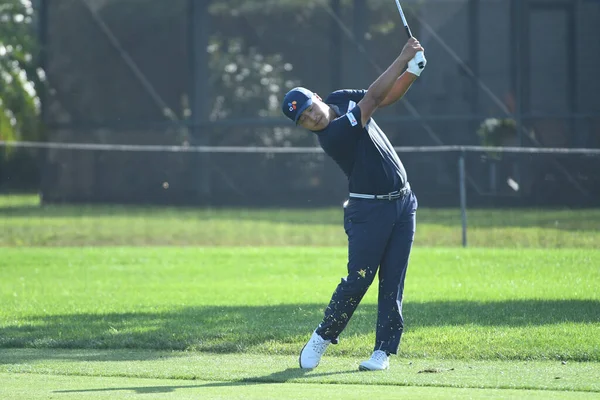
[2,141,599,211]
[7,0,600,207]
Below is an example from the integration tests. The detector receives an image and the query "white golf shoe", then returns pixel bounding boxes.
[359,350,389,371]
[299,331,331,369]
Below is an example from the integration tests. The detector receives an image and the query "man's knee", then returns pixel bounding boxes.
[338,274,374,297]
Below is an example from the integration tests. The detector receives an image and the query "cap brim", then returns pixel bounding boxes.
[294,97,313,124]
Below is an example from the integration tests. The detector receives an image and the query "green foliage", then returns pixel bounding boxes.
[209,0,328,15]
[0,0,42,144]
[207,37,300,146]
[477,118,517,146]
[209,39,298,120]
[476,118,518,160]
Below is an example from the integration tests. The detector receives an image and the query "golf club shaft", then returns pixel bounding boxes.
[394,0,425,69]
[395,0,412,36]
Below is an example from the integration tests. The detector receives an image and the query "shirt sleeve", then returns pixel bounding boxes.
[325,89,367,104]
[321,105,363,146]
[344,105,363,129]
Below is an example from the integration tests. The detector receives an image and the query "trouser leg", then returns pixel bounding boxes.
[317,200,395,342]
[374,192,417,354]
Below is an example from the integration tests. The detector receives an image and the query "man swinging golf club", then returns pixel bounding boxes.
[281,36,426,371]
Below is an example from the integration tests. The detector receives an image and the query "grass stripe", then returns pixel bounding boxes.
[1,195,599,247]
[1,247,598,361]
[1,350,599,394]
[3,373,598,400]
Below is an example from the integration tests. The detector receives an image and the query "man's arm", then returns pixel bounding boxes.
[357,37,423,127]
[379,72,418,107]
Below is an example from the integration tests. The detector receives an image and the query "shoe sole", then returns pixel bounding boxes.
[358,364,388,371]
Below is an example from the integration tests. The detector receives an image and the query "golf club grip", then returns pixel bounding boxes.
[414,51,425,69]
[395,0,424,69]
[404,25,424,68]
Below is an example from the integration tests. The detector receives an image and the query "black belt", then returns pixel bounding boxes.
[349,182,411,201]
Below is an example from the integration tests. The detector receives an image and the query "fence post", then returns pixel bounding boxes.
[458,151,468,247]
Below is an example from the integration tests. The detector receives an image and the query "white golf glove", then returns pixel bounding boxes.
[407,51,426,77]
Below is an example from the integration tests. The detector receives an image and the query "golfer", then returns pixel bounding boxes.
[281,37,426,371]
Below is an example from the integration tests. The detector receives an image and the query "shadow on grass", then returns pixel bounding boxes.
[52,368,360,394]
[1,299,598,365]
[1,202,599,231]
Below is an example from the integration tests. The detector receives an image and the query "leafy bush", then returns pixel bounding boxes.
[0,0,43,144]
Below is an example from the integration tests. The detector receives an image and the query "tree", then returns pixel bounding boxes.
[0,0,42,144]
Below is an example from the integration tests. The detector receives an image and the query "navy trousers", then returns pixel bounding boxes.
[316,190,417,355]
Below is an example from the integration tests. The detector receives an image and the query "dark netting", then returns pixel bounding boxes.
[34,145,600,208]
[460,150,600,208]
[44,0,190,125]
[35,0,600,207]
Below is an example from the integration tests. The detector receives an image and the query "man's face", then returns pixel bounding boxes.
[297,96,330,131]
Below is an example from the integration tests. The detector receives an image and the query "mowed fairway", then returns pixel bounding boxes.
[1,247,599,398]
[1,196,599,398]
[1,195,599,248]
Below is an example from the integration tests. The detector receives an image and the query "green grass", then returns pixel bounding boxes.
[2,351,599,397]
[1,247,598,361]
[1,194,599,247]
[1,194,599,397]
[4,371,599,400]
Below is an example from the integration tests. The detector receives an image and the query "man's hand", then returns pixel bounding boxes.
[357,37,424,127]
[399,37,424,64]
[407,52,427,77]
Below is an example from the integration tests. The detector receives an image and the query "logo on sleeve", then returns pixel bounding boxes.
[346,111,358,127]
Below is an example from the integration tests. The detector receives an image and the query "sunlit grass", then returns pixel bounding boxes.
[1,194,598,247]
[1,247,598,361]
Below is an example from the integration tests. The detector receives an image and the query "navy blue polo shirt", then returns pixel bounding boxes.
[314,89,407,195]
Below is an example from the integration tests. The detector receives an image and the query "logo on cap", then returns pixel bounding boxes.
[282,87,314,123]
